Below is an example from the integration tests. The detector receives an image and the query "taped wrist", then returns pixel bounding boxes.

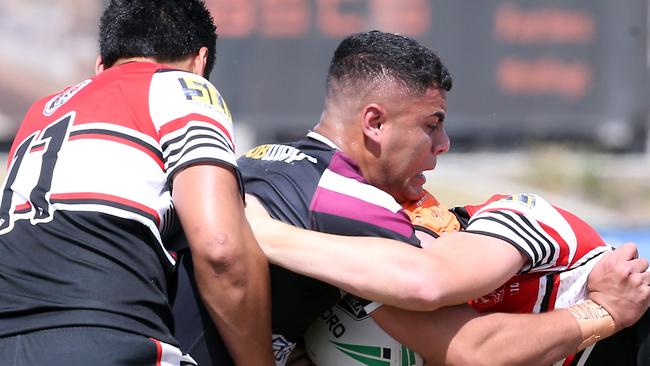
[567,299,616,351]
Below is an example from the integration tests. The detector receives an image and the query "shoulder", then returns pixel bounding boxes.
[311,151,416,243]
[149,67,232,131]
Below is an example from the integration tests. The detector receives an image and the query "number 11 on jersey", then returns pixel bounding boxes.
[0,112,73,233]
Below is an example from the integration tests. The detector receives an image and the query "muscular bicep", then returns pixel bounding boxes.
[172,163,245,248]
[423,231,527,305]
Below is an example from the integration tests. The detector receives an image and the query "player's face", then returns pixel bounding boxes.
[376,86,449,203]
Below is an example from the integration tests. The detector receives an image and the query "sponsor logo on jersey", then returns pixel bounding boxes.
[272,334,297,365]
[43,79,92,116]
[177,77,232,119]
[337,295,371,320]
[244,144,317,164]
[505,193,537,209]
[471,287,506,309]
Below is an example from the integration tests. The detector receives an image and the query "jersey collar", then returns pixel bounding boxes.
[307,130,341,151]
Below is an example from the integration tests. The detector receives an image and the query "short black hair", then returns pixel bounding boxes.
[99,0,217,76]
[327,30,452,96]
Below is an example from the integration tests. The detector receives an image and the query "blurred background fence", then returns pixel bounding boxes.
[0,0,648,253]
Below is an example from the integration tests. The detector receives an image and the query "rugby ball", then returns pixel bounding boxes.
[304,297,423,366]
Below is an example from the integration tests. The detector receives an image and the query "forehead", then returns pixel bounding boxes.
[392,86,447,116]
[419,86,447,111]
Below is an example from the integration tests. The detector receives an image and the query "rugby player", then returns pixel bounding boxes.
[397,190,650,365]
[0,1,273,365]
[300,190,648,365]
[172,30,650,366]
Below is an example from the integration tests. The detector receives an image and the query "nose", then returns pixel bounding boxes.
[432,128,450,155]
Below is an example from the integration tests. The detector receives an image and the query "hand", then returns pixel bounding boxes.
[286,344,315,366]
[587,242,650,330]
[401,189,461,236]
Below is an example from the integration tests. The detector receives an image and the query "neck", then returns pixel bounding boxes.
[113,57,157,66]
[313,122,344,149]
[112,57,195,73]
[314,113,369,174]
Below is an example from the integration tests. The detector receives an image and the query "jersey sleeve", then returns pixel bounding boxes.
[463,193,607,274]
[148,70,242,191]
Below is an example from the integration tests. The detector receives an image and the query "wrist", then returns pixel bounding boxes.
[567,299,616,351]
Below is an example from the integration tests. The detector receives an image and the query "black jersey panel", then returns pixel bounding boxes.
[0,211,176,344]
[236,135,419,343]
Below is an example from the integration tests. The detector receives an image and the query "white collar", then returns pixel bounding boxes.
[306,130,341,151]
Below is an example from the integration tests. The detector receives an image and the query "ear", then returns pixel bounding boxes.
[192,47,209,77]
[95,55,105,75]
[361,103,385,144]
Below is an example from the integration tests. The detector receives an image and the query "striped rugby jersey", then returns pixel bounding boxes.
[458,193,611,365]
[0,61,238,344]
[238,131,419,364]
[460,193,610,313]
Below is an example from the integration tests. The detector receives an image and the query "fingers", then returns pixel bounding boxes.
[640,271,650,286]
[631,257,650,273]
[613,242,639,260]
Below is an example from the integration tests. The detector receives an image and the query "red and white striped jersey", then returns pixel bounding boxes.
[0,61,239,344]
[461,193,610,365]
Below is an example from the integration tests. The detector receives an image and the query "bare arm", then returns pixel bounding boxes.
[372,304,581,366]
[246,194,524,311]
[174,166,273,365]
[371,244,650,366]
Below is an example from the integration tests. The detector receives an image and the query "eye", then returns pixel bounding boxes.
[426,121,439,132]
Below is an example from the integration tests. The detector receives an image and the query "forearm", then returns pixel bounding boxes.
[270,230,445,309]
[246,196,447,311]
[191,224,273,365]
[372,305,581,366]
[444,309,581,366]
[174,167,274,365]
[250,194,523,312]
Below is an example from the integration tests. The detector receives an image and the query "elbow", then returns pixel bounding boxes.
[191,231,265,278]
[193,232,239,274]
[400,253,463,311]
[407,280,445,311]
[403,264,454,311]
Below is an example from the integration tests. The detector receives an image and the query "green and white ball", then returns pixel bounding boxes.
[304,299,423,366]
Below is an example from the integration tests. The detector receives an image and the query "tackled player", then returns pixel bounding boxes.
[172,30,650,366]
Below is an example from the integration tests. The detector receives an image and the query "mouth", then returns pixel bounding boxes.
[419,164,436,177]
[412,172,427,186]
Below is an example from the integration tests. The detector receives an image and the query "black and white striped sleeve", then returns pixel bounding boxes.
[149,70,243,191]
[465,194,567,273]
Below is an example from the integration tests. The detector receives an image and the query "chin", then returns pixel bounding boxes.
[401,186,425,203]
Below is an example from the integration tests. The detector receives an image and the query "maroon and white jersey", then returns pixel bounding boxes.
[237,132,420,365]
[0,61,238,344]
[460,193,611,365]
